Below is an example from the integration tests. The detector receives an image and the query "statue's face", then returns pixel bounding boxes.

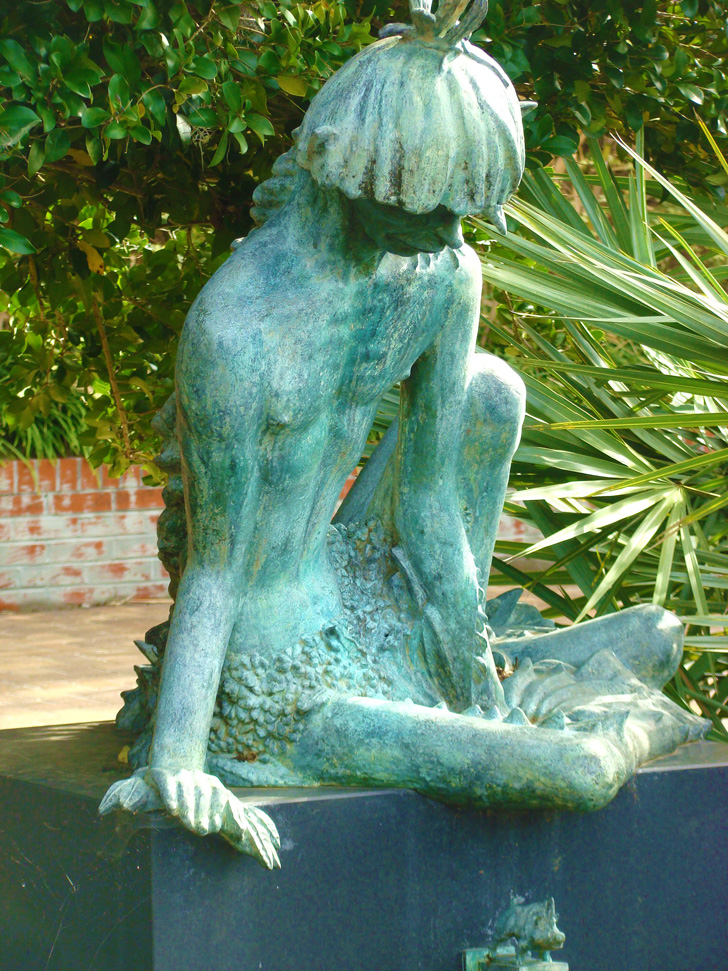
[352,198,464,256]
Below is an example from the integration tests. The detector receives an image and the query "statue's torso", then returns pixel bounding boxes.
[180,223,481,427]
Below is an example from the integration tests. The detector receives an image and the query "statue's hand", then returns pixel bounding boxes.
[99,767,281,869]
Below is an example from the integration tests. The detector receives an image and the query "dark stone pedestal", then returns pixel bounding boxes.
[1,723,726,971]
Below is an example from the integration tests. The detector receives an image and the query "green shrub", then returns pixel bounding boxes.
[475,133,728,736]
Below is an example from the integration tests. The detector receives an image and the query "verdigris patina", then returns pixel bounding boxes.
[100,0,708,869]
[463,896,568,970]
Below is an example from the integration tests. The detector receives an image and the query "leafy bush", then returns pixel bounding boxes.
[479,0,728,186]
[0,0,374,471]
[1,1,726,468]
[476,134,728,736]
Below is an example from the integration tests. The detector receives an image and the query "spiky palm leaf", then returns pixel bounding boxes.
[474,134,728,738]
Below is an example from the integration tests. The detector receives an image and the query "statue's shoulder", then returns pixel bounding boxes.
[455,241,481,280]
[197,229,302,303]
[442,242,482,303]
[420,240,480,288]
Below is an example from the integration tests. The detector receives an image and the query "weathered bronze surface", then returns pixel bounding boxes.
[100,0,708,868]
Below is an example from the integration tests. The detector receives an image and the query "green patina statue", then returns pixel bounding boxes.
[463,896,568,970]
[100,0,708,869]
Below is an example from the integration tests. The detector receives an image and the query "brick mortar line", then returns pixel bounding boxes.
[0,541,160,549]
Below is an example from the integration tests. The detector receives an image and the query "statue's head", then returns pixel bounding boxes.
[295,0,525,239]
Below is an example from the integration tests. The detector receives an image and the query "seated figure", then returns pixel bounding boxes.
[101,0,707,869]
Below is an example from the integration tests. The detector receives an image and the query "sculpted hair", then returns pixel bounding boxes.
[294,0,526,228]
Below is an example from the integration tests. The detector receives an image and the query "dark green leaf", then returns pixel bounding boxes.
[44,128,71,163]
[38,106,56,133]
[0,39,35,78]
[217,4,241,30]
[257,50,280,74]
[246,112,274,143]
[231,129,248,154]
[103,37,142,83]
[677,83,705,106]
[178,77,208,96]
[231,53,257,77]
[540,135,578,156]
[108,73,131,109]
[130,124,152,144]
[135,1,160,30]
[0,190,22,208]
[85,134,102,164]
[191,56,217,80]
[63,73,92,98]
[104,0,133,24]
[104,120,128,139]
[83,0,105,19]
[222,79,243,113]
[141,88,167,125]
[0,227,36,254]
[186,106,218,127]
[81,107,111,127]
[27,140,44,176]
[0,106,41,147]
[625,98,645,131]
[210,130,228,166]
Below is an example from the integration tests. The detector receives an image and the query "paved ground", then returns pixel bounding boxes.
[0,601,171,729]
[0,586,555,730]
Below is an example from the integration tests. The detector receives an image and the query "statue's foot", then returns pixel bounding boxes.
[99,767,281,869]
[495,648,709,764]
[496,603,685,688]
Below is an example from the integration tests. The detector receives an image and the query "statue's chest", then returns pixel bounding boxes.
[343,251,464,401]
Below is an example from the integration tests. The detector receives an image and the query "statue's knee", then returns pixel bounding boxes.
[627,603,684,684]
[564,738,623,810]
[467,355,526,456]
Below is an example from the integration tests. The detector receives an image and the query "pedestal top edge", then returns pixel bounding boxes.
[0,722,725,802]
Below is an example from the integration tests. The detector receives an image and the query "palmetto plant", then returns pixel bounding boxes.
[474,132,728,738]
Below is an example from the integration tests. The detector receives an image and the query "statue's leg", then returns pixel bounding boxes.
[459,352,526,585]
[291,696,630,812]
[455,357,683,692]
[497,603,684,688]
[335,351,525,587]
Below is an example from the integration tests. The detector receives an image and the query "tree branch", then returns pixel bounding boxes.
[92,294,132,459]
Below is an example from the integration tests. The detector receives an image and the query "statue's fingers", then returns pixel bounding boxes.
[236,805,282,867]
[98,778,129,815]
[246,806,281,851]
[221,802,281,869]
[193,777,213,835]
[149,768,180,816]
[99,773,158,815]
[174,771,199,831]
[207,782,226,828]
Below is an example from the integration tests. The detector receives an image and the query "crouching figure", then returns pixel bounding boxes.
[100,0,707,868]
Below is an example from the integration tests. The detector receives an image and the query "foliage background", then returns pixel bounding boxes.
[475,137,728,737]
[1,0,727,469]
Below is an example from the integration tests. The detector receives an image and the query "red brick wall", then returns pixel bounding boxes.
[0,460,540,612]
[0,458,168,611]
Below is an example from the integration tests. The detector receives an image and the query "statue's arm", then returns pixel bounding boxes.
[100,299,280,867]
[393,252,484,709]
